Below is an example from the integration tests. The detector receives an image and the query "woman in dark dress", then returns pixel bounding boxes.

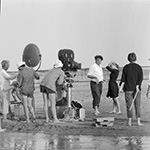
[106,61,121,114]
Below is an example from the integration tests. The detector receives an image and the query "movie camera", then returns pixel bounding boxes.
[58,49,81,84]
[58,49,81,107]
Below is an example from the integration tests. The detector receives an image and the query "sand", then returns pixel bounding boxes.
[2,80,150,136]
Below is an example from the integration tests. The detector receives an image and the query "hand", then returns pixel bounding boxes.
[119,83,124,93]
[146,91,150,98]
[119,88,123,93]
[95,78,99,84]
[136,85,140,92]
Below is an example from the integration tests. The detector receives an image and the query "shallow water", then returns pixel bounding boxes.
[0,132,150,150]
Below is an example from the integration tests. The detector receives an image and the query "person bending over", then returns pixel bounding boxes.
[40,60,66,123]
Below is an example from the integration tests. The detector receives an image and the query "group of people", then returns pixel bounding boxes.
[0,59,66,132]
[0,52,145,132]
[87,52,143,126]
[0,60,40,131]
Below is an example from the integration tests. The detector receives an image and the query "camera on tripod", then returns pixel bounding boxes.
[58,49,81,72]
[58,49,81,85]
[57,49,85,121]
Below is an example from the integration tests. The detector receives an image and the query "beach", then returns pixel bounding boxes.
[2,78,150,136]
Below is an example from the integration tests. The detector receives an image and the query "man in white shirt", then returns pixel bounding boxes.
[0,60,17,120]
[87,55,104,115]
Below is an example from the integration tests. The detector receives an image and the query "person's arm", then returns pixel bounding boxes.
[34,71,40,80]
[57,71,66,85]
[119,82,125,93]
[2,70,17,80]
[137,67,143,90]
[17,72,23,88]
[119,67,126,92]
[106,66,113,72]
[87,65,99,82]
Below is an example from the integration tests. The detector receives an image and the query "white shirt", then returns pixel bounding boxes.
[0,69,13,91]
[87,63,103,82]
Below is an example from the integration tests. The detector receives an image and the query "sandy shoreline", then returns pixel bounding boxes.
[2,80,150,136]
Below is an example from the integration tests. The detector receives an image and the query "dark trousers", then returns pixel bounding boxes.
[90,81,103,109]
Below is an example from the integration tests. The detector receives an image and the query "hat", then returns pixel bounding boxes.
[17,61,26,68]
[54,60,63,68]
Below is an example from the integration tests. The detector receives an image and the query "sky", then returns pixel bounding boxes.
[0,0,150,71]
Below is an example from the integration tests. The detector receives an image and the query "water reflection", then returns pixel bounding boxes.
[0,132,150,150]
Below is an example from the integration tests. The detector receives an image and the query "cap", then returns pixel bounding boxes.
[54,60,63,68]
[17,61,26,68]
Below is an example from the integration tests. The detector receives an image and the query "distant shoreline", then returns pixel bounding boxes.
[8,66,150,83]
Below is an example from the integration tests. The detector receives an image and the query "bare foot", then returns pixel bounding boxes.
[26,120,30,123]
[45,120,52,123]
[116,111,122,115]
[53,120,64,123]
[137,122,144,126]
[0,128,6,132]
[127,122,132,126]
[46,119,50,123]
[94,112,101,116]
[94,110,101,116]
[109,111,116,114]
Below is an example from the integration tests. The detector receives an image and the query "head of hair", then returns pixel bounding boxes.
[114,63,119,70]
[127,52,137,62]
[94,55,103,61]
[1,60,9,69]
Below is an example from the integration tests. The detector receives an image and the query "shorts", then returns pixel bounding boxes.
[20,86,34,98]
[40,85,55,94]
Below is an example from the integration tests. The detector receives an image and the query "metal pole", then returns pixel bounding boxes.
[67,84,72,108]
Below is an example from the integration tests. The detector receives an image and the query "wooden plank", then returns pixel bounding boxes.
[93,121,114,127]
[93,117,114,122]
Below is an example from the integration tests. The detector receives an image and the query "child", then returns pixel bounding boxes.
[10,81,23,104]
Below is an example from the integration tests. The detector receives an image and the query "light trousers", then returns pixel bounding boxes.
[3,90,10,115]
[125,91,141,118]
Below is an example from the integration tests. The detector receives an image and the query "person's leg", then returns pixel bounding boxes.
[94,82,102,114]
[27,96,36,120]
[0,116,6,132]
[114,97,121,114]
[125,91,133,126]
[3,92,9,120]
[22,95,30,122]
[109,99,117,113]
[16,88,23,102]
[90,81,102,115]
[42,93,50,123]
[134,91,143,126]
[32,96,35,111]
[49,93,60,122]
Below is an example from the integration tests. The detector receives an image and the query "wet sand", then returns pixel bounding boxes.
[2,80,150,136]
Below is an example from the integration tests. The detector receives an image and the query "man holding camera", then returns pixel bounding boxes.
[87,55,104,116]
